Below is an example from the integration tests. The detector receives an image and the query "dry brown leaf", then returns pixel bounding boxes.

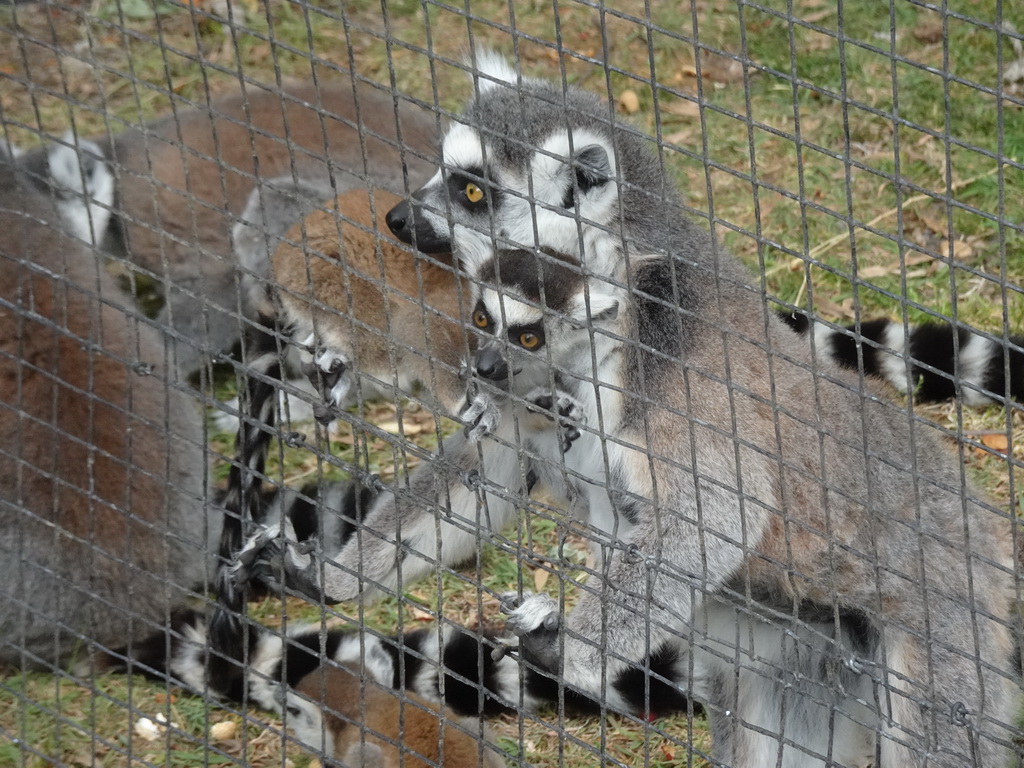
[662,98,701,118]
[378,420,423,436]
[700,51,744,83]
[903,253,935,267]
[981,433,1010,453]
[915,207,948,236]
[664,129,698,145]
[857,265,893,279]
[618,89,641,114]
[534,568,551,592]
[803,8,836,24]
[913,21,945,45]
[411,606,435,622]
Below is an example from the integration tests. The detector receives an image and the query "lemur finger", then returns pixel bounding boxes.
[313,402,338,426]
[230,524,281,588]
[499,590,529,615]
[503,593,562,674]
[461,393,501,442]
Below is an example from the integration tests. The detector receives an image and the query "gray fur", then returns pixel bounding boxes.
[232,175,339,316]
[0,154,211,667]
[481,245,1018,767]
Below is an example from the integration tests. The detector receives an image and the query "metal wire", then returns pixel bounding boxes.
[0,1,1021,766]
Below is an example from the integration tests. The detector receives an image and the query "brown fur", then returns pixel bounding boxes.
[101,80,439,371]
[294,664,504,768]
[0,161,207,666]
[272,189,472,412]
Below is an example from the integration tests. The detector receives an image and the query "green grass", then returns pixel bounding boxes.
[1,0,1023,766]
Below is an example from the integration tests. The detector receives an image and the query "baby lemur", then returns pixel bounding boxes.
[289,662,505,767]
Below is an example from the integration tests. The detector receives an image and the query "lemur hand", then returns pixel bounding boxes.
[500,591,563,674]
[231,523,334,604]
[299,347,352,426]
[523,389,585,453]
[461,392,502,443]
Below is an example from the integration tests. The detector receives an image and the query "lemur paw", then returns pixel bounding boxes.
[299,348,352,425]
[461,392,501,443]
[524,388,584,453]
[500,591,562,674]
[230,524,327,603]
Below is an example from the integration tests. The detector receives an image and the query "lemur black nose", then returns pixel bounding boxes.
[475,348,509,382]
[385,199,412,243]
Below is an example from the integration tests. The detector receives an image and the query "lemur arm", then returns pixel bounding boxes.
[233,426,531,604]
[503,448,766,711]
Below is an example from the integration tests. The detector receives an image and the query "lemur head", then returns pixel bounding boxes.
[387,51,678,275]
[469,247,619,396]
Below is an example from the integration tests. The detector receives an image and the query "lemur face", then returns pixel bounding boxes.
[386,53,621,269]
[468,248,619,397]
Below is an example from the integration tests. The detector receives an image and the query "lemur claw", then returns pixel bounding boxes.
[300,349,352,424]
[500,591,562,673]
[231,526,278,589]
[230,525,327,603]
[524,389,585,453]
[461,393,501,443]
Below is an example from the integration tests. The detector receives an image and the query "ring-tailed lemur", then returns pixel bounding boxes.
[0,152,211,667]
[17,79,440,375]
[385,51,1023,410]
[15,131,113,247]
[238,51,1018,765]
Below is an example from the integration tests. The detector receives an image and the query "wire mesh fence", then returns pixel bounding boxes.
[1,1,1022,766]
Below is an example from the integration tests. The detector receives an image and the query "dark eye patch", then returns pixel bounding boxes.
[510,321,545,351]
[444,166,503,213]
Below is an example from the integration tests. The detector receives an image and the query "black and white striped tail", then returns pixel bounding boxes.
[89,607,690,720]
[781,312,1024,406]
[208,312,289,693]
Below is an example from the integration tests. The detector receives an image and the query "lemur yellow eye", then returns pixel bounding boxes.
[465,182,484,204]
[518,332,542,350]
[473,309,490,328]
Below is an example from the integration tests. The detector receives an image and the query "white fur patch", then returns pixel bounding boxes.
[810,320,835,362]
[442,123,485,174]
[879,322,911,393]
[330,633,396,687]
[569,289,619,326]
[504,591,558,633]
[48,135,114,246]
[469,49,519,93]
[959,332,998,406]
[481,288,543,329]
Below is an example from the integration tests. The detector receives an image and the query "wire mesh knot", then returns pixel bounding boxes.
[283,431,305,448]
[131,361,153,376]
[949,701,970,726]
[624,542,645,565]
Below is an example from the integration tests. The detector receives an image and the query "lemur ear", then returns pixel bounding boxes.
[469,49,518,93]
[572,145,613,194]
[581,291,619,324]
